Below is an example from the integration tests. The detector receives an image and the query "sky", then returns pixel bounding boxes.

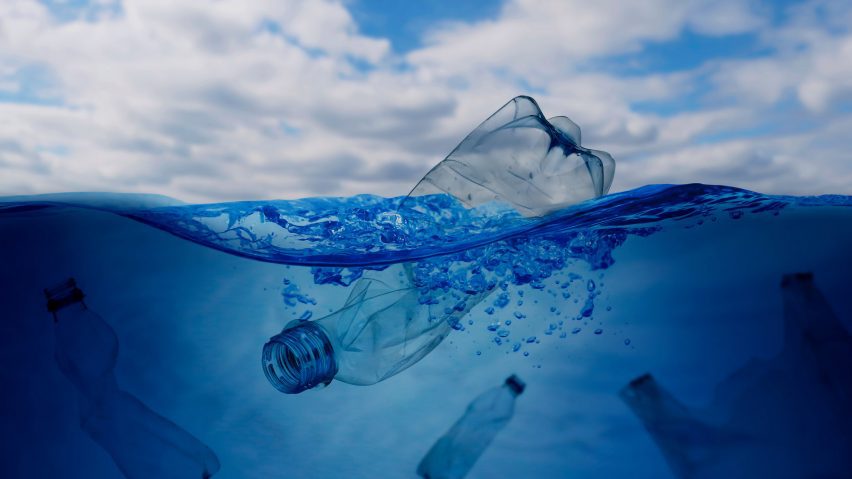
[0,0,851,202]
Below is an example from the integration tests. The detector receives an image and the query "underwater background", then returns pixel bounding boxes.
[1,184,851,478]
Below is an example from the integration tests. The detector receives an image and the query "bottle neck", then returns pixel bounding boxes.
[504,374,526,397]
[44,278,86,321]
[262,321,339,394]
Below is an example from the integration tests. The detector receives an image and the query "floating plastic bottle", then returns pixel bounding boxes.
[44,278,221,479]
[405,95,615,217]
[263,264,494,393]
[416,375,525,479]
[262,97,619,394]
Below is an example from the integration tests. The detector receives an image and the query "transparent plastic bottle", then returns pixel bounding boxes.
[45,278,221,479]
[416,375,525,479]
[263,264,494,393]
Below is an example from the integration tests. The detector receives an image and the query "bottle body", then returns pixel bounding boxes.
[319,274,458,386]
[52,301,119,403]
[417,375,525,479]
[45,278,220,478]
[404,96,615,217]
[780,272,852,405]
[263,264,493,393]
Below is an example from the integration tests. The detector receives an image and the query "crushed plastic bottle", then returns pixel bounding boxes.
[263,264,494,393]
[263,96,618,394]
[416,375,525,479]
[44,278,221,479]
[405,95,615,217]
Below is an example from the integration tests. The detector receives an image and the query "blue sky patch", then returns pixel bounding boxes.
[590,30,770,77]
[350,0,503,53]
[0,64,64,107]
[39,0,122,23]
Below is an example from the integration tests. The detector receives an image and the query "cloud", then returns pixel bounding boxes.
[685,0,767,36]
[709,2,852,114]
[0,0,850,202]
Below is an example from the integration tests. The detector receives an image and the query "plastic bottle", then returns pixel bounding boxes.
[263,264,494,393]
[45,278,221,478]
[780,272,852,406]
[262,97,615,394]
[620,373,733,479]
[416,375,525,479]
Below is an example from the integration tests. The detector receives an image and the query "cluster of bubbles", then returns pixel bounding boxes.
[118,183,852,359]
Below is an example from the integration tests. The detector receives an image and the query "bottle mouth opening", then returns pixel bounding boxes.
[262,321,338,394]
[505,374,526,396]
[781,272,813,288]
[44,278,85,313]
[619,373,656,404]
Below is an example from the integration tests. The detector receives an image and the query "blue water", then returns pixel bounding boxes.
[1,184,851,477]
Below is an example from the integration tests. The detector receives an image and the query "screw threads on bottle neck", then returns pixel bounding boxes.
[262,321,338,394]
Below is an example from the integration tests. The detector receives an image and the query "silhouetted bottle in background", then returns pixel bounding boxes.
[619,374,727,479]
[416,375,525,479]
[45,278,220,479]
[263,264,494,394]
[780,272,852,407]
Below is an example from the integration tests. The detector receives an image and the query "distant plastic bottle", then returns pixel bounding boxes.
[45,278,221,479]
[263,264,494,393]
[404,96,615,217]
[620,374,732,479]
[416,375,525,479]
[780,272,852,406]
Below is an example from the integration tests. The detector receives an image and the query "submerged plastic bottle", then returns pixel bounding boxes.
[416,375,525,479]
[780,272,852,406]
[263,264,494,393]
[45,278,221,479]
[620,374,734,479]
